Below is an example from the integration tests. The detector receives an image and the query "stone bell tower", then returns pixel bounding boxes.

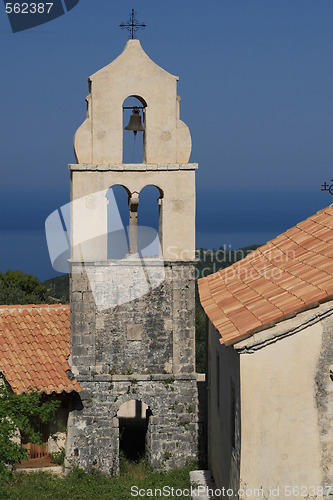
[66,40,198,473]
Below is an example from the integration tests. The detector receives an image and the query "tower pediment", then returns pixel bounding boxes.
[90,39,177,82]
[74,40,192,165]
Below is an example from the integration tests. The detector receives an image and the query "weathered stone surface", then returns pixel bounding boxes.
[67,261,198,473]
[70,262,196,375]
[126,324,143,341]
[66,377,198,473]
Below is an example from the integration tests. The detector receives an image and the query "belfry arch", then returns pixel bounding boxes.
[138,185,163,257]
[106,184,130,260]
[122,95,147,164]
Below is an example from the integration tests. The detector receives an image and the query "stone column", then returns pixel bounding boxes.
[129,193,139,254]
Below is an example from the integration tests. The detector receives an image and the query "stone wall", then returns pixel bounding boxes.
[67,260,198,473]
[66,375,198,473]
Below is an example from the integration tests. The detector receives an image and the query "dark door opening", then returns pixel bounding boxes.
[119,417,146,462]
[118,401,151,463]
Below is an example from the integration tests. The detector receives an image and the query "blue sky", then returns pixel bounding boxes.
[1,0,333,280]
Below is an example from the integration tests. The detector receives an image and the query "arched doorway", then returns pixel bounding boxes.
[122,96,147,164]
[117,400,152,463]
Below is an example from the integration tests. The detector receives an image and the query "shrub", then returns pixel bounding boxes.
[0,383,60,476]
[49,448,65,466]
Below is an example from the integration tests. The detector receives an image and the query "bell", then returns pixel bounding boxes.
[125,107,145,135]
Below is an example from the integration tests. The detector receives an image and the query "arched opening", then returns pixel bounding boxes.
[138,185,163,257]
[117,400,152,463]
[123,96,147,164]
[106,185,130,260]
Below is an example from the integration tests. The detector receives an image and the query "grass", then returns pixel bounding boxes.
[0,459,196,500]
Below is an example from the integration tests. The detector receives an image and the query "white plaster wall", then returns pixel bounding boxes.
[70,167,196,261]
[239,322,323,496]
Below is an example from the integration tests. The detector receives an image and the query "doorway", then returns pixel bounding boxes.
[117,400,151,462]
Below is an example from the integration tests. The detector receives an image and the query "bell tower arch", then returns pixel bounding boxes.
[67,40,198,474]
[122,95,146,163]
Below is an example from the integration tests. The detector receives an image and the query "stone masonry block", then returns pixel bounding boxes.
[127,324,143,341]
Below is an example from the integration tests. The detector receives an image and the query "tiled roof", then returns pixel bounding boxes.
[0,304,81,394]
[198,206,333,346]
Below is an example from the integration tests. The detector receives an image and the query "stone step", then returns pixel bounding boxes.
[190,470,216,500]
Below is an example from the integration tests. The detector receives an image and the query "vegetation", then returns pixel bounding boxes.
[0,460,195,499]
[49,448,66,466]
[0,271,52,305]
[0,384,60,476]
[43,274,69,304]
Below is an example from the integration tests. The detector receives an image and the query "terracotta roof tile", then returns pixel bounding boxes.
[198,206,333,345]
[0,304,81,395]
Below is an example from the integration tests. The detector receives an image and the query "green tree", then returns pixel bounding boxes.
[0,383,60,475]
[43,274,69,303]
[0,271,51,305]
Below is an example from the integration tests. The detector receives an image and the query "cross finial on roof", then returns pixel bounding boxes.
[120,9,146,40]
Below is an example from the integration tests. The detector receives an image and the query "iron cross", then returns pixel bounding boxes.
[120,9,146,39]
